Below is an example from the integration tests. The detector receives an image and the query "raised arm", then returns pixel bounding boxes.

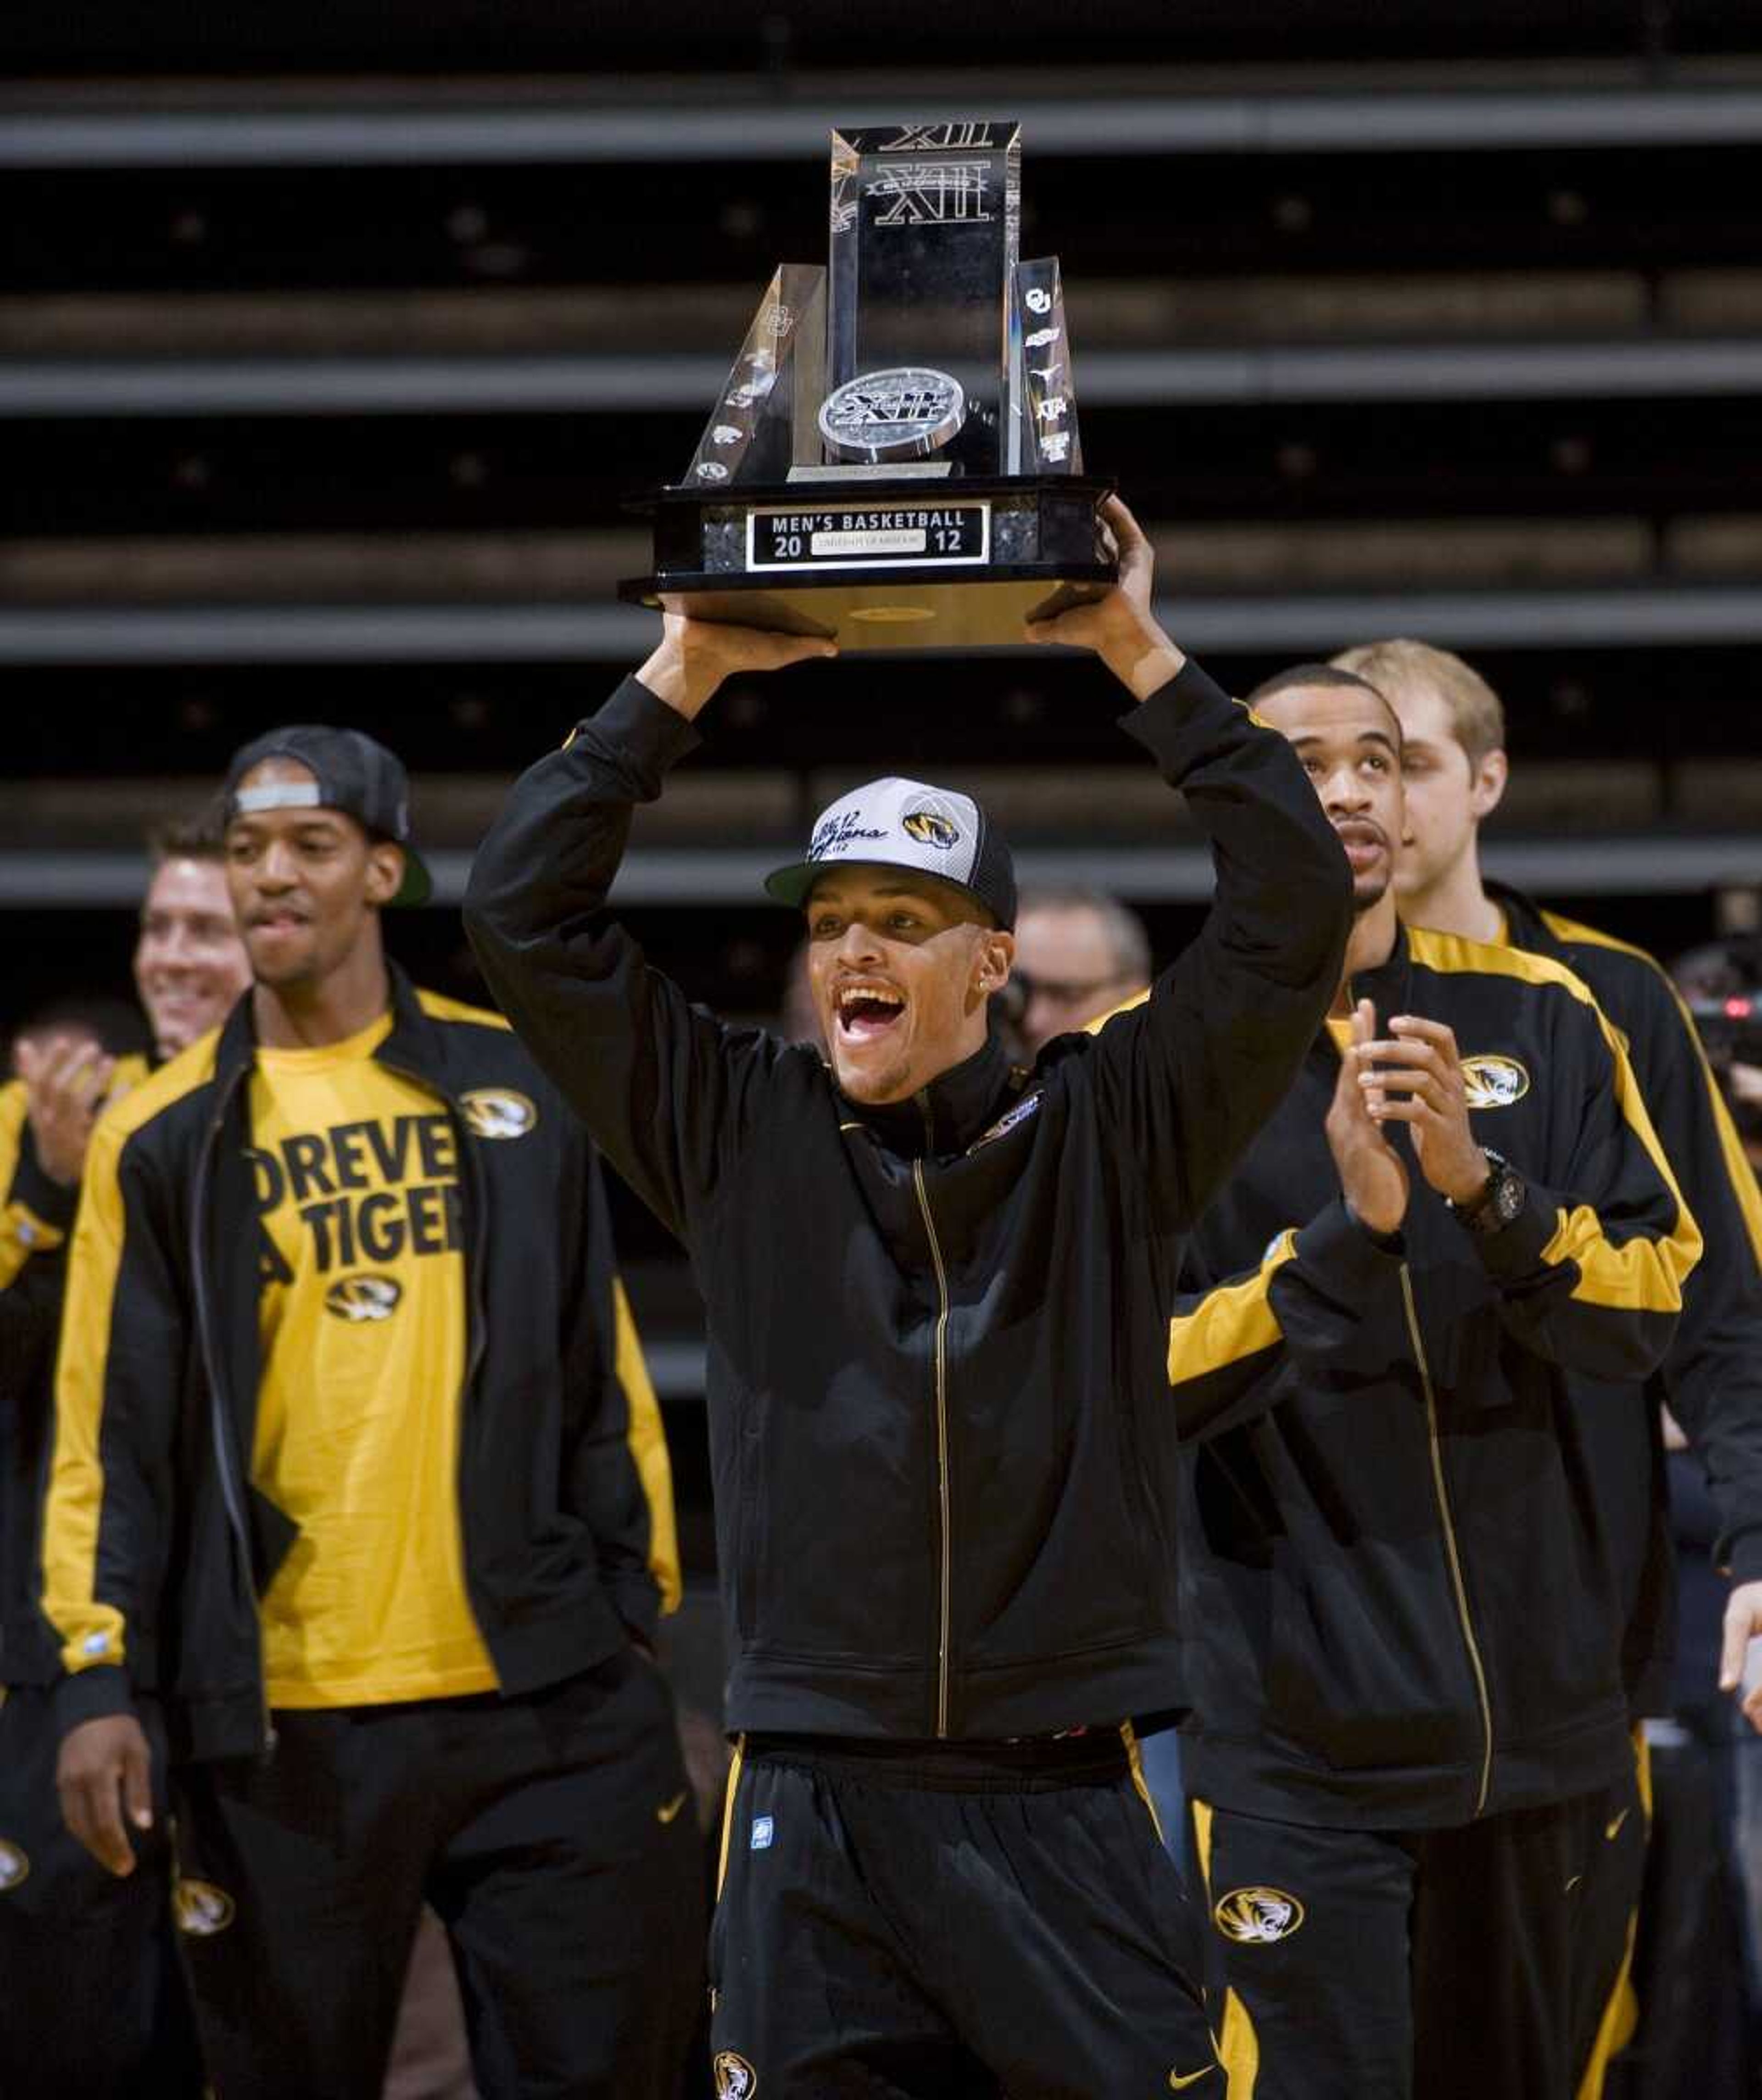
[1029,500,1353,1225]
[464,618,834,1244]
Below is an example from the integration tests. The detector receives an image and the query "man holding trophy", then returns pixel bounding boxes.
[468,123,1352,2093]
[469,497,1350,2095]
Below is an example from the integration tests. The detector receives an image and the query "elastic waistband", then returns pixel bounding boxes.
[743,1727,1131,1793]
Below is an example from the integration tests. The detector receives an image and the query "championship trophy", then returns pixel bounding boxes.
[619,121,1115,650]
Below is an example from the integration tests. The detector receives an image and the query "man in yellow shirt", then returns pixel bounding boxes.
[42,727,700,2099]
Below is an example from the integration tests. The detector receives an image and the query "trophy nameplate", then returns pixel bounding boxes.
[620,121,1115,652]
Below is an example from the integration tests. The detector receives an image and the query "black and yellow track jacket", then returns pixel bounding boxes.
[1,1060,148,1686]
[464,662,1353,1742]
[1167,924,1700,1829]
[39,972,677,1762]
[1489,882,1762,1714]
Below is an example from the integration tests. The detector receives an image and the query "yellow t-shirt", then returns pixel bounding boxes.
[247,1012,497,1708]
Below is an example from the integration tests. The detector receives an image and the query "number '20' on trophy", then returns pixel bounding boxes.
[619,121,1116,652]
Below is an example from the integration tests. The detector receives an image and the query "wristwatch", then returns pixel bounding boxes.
[1448,1149,1526,1236]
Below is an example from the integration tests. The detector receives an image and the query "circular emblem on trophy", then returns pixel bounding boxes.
[817,367,966,464]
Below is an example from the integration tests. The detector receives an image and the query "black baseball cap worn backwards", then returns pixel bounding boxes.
[765,776,1017,929]
[222,725,432,907]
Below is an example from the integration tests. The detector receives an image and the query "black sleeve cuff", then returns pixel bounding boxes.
[53,1663,133,1737]
[1466,1184,1557,1284]
[1293,1196,1408,1290]
[605,1569,663,1646]
[11,1135,79,1233]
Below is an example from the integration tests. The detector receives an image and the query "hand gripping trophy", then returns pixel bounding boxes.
[620,121,1116,650]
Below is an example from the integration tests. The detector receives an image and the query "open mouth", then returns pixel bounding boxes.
[1334,821,1387,870]
[835,983,906,1043]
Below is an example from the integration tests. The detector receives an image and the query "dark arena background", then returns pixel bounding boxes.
[6,5,1762,2086]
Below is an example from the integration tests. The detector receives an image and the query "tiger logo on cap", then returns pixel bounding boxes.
[902,804,961,849]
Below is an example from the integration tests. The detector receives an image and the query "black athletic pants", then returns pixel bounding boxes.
[0,1683,204,2100]
[708,1729,1221,2099]
[171,1650,704,2100]
[1191,1748,1649,2100]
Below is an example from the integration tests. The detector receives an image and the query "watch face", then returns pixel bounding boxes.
[1491,1168,1525,1225]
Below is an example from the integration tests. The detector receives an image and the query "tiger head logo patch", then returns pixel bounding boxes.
[713,2051,758,2098]
[1460,1055,1530,1110]
[459,1088,537,1140]
[323,1273,402,1324]
[1213,1885,1305,1945]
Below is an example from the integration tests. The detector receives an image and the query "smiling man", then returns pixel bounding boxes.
[1160,662,1702,2099]
[133,821,253,1064]
[40,725,700,2100]
[465,499,1355,2098]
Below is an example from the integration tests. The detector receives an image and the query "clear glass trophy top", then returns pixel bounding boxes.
[681,119,1081,490]
[826,122,1020,475]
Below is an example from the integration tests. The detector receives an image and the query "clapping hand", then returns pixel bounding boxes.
[1325,999,1410,1237]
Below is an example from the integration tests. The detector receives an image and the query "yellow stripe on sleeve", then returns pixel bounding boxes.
[1168,1231,1299,1385]
[40,1117,130,1676]
[0,1080,61,1291]
[1406,927,1702,1316]
[0,1202,67,1290]
[1535,1027,1701,1313]
[613,1277,682,1616]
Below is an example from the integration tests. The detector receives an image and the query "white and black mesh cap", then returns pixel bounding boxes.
[764,776,1017,929]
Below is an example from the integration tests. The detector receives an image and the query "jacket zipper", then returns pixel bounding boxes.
[1398,1262,1494,1817]
[192,1060,276,1755]
[911,1159,954,1740]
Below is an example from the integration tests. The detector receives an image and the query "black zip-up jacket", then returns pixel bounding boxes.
[464,661,1353,1742]
[1490,882,1762,1714]
[1165,923,1700,1829]
[39,972,677,1763]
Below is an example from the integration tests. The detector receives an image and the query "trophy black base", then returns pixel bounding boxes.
[620,473,1117,653]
